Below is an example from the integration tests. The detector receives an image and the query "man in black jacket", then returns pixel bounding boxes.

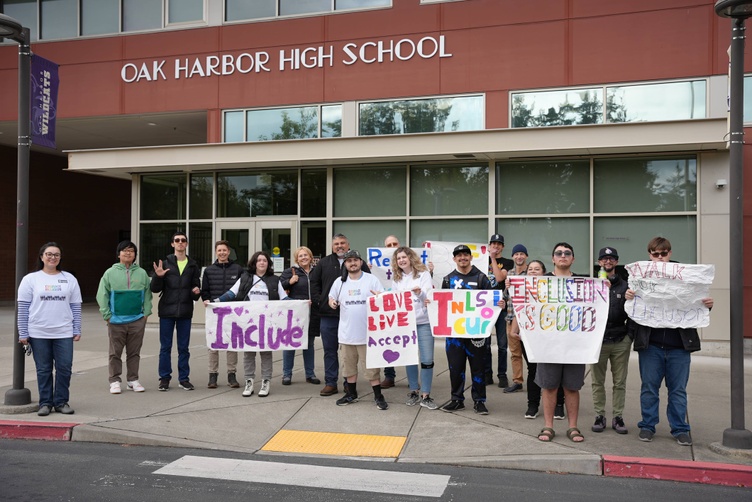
[590,247,631,435]
[151,231,201,391]
[310,233,369,396]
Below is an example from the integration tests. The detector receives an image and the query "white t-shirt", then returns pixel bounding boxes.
[18,270,82,339]
[228,275,286,301]
[329,271,384,345]
[391,269,433,325]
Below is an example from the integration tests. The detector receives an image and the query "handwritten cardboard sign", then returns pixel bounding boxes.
[624,261,714,329]
[425,241,488,289]
[366,291,420,369]
[205,300,310,352]
[366,247,432,289]
[428,289,503,338]
[508,276,609,364]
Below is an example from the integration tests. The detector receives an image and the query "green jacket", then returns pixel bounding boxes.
[96,262,153,324]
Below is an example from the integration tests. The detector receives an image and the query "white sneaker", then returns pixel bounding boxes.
[258,379,271,397]
[109,382,121,394]
[242,378,254,397]
[127,380,145,392]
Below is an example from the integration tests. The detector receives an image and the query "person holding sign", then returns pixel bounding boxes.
[626,237,714,446]
[484,234,514,389]
[379,235,401,389]
[328,250,387,409]
[391,247,437,409]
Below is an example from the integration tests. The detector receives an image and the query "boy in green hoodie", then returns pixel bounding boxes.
[96,241,152,394]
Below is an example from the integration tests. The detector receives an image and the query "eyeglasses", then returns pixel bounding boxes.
[173,238,187,243]
[44,252,61,259]
[650,250,669,258]
[120,249,135,254]
[554,250,573,257]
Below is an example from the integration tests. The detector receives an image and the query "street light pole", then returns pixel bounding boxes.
[0,13,32,406]
[714,0,752,450]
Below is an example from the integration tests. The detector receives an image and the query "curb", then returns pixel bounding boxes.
[603,455,752,487]
[0,420,78,441]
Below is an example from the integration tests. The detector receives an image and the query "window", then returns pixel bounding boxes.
[139,223,185,269]
[225,0,275,21]
[511,89,603,128]
[359,95,484,136]
[334,167,406,217]
[336,0,389,9]
[335,221,406,253]
[279,0,329,16]
[301,169,326,217]
[190,173,213,219]
[123,0,162,32]
[81,0,118,36]
[40,0,77,40]
[496,160,590,215]
[167,0,203,24]
[223,105,342,142]
[217,171,298,217]
[225,0,391,21]
[3,0,39,41]
[141,174,187,220]
[411,164,488,216]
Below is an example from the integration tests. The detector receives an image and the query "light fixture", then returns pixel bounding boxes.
[0,13,26,43]
[715,0,752,18]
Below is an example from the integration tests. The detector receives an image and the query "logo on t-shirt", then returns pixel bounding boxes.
[44,285,62,291]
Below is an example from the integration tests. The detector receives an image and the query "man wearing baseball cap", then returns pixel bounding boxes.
[485,234,514,389]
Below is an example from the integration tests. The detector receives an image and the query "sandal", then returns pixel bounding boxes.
[566,427,585,442]
[538,427,555,442]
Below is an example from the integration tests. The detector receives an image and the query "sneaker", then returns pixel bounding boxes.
[227,372,240,388]
[242,379,254,397]
[109,382,122,394]
[441,400,465,412]
[127,380,145,392]
[54,403,74,415]
[524,406,539,419]
[675,432,693,446]
[336,393,358,406]
[612,416,628,434]
[405,391,420,406]
[639,429,654,442]
[498,375,509,388]
[474,401,489,415]
[503,382,523,393]
[158,378,169,391]
[420,395,439,410]
[208,373,218,389]
[282,376,292,386]
[37,405,51,417]
[554,404,565,420]
[179,380,195,391]
[592,415,606,433]
[258,379,271,397]
[375,395,389,410]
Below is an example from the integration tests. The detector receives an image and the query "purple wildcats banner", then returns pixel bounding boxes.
[30,55,59,149]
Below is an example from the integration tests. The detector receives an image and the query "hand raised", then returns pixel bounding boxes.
[153,259,169,277]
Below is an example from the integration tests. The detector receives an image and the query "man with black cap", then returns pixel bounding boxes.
[485,234,514,388]
[502,243,529,393]
[590,246,631,435]
[441,244,500,415]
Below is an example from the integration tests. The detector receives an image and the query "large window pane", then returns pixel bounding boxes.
[279,0,330,16]
[321,105,342,138]
[594,157,696,213]
[745,76,752,123]
[495,217,590,276]
[411,164,488,216]
[223,110,244,143]
[123,0,161,32]
[141,174,187,220]
[139,223,185,270]
[496,160,589,215]
[334,167,406,217]
[41,0,77,40]
[334,221,406,255]
[301,221,327,262]
[226,0,275,20]
[247,107,319,141]
[594,216,697,265]
[188,222,212,267]
[168,0,203,23]
[81,0,119,36]
[3,0,38,41]
[360,96,483,136]
[410,219,486,247]
[336,0,390,9]
[217,171,297,217]
[511,89,603,128]
[190,173,213,219]
[606,81,706,123]
[301,169,326,217]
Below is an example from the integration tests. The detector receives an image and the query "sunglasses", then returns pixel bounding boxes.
[173,238,187,243]
[650,250,669,258]
[554,250,573,257]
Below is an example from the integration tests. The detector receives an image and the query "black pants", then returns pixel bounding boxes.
[446,337,486,403]
[521,341,564,408]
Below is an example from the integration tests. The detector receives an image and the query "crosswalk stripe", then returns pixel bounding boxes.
[154,455,450,498]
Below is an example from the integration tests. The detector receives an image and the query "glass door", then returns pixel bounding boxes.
[216,220,297,274]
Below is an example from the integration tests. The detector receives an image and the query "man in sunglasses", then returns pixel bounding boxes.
[151,231,202,391]
[626,237,713,447]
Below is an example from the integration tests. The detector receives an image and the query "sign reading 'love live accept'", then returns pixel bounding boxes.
[508,276,609,364]
[428,290,504,338]
[366,291,420,369]
[205,300,310,352]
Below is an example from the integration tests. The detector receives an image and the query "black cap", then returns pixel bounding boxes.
[453,244,472,256]
[489,234,504,244]
[598,247,619,260]
[343,250,361,260]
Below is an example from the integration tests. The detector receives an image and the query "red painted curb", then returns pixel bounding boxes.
[0,420,78,441]
[603,455,752,487]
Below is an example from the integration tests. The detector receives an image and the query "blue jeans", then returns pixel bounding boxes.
[282,335,316,379]
[320,316,340,386]
[29,337,74,408]
[405,324,435,394]
[159,317,192,382]
[485,315,507,378]
[637,344,691,435]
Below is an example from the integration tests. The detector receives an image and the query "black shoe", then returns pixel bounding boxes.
[675,432,692,446]
[208,373,218,389]
[375,395,389,410]
[54,404,74,415]
[306,377,321,385]
[524,406,539,419]
[158,378,169,391]
[227,372,240,388]
[336,393,358,406]
[639,429,654,442]
[474,401,489,415]
[504,383,523,393]
[485,374,494,385]
[282,376,292,385]
[441,400,465,412]
[498,375,509,388]
[179,380,195,391]
[612,416,628,434]
[554,404,565,420]
[592,415,606,432]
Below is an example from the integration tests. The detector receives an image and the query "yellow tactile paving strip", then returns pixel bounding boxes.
[261,429,407,458]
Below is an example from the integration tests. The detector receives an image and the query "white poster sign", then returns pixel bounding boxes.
[427,289,503,339]
[366,291,420,369]
[366,247,432,289]
[425,241,488,289]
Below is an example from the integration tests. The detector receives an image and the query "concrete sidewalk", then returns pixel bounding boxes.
[1,305,752,486]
